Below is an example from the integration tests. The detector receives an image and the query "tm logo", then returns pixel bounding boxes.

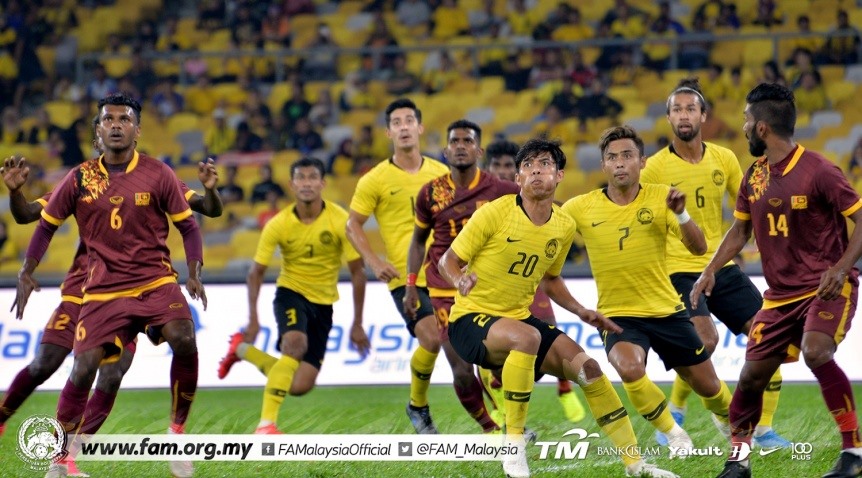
[536,428,599,460]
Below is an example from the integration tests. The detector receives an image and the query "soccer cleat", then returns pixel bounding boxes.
[558,391,586,422]
[655,409,685,446]
[168,423,193,478]
[752,429,791,449]
[406,403,439,434]
[711,414,732,441]
[625,460,679,478]
[0,422,5,437]
[217,332,245,380]
[66,458,90,478]
[44,462,68,478]
[254,423,283,435]
[489,409,505,429]
[822,450,862,477]
[665,424,694,460]
[502,437,529,478]
[715,460,752,478]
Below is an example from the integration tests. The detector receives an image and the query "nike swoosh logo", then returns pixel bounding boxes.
[671,182,684,187]
[591,221,606,227]
[506,237,521,242]
[759,447,781,456]
[607,409,627,421]
[509,393,530,400]
[695,346,705,355]
[390,189,402,195]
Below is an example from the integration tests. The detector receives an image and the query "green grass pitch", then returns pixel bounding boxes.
[1,383,858,477]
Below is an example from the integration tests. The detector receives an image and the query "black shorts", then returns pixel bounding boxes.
[390,286,434,337]
[671,265,762,335]
[448,314,563,380]
[601,311,709,370]
[273,287,333,369]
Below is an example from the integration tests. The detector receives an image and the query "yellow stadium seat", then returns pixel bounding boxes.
[44,101,77,129]
[819,65,846,84]
[166,113,200,135]
[826,81,857,108]
[742,39,775,69]
[710,39,744,69]
[230,229,262,258]
[203,244,233,270]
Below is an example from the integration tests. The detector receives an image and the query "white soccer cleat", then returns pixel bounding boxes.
[168,424,193,478]
[625,459,679,478]
[711,414,732,441]
[665,424,694,460]
[44,462,68,478]
[502,436,530,478]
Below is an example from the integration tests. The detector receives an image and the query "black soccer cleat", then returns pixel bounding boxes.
[406,402,439,434]
[716,460,752,478]
[822,451,862,477]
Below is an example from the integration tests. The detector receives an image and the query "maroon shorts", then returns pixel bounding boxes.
[746,283,858,362]
[529,289,556,323]
[430,296,455,342]
[76,283,192,362]
[40,300,81,350]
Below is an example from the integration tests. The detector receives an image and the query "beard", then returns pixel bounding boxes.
[748,130,767,156]
[453,162,474,172]
[674,124,699,142]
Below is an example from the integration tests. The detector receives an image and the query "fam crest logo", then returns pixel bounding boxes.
[16,415,66,471]
[712,169,725,186]
[320,231,334,245]
[637,208,654,225]
[544,239,559,259]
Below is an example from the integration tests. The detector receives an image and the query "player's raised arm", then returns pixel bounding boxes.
[667,187,706,256]
[346,210,400,283]
[347,257,370,356]
[2,157,42,224]
[691,217,753,307]
[187,157,223,217]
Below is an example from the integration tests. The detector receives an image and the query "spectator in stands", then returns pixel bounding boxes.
[693,0,723,28]
[385,54,419,96]
[205,108,236,157]
[785,15,822,62]
[86,63,117,101]
[528,48,566,88]
[656,2,685,33]
[231,4,260,47]
[329,137,356,176]
[243,89,272,126]
[27,107,59,146]
[256,190,282,229]
[593,23,625,70]
[752,0,782,28]
[507,0,541,39]
[608,2,645,39]
[716,2,740,29]
[575,79,623,126]
[128,52,158,99]
[185,75,218,116]
[501,50,531,92]
[183,51,209,80]
[151,79,184,119]
[757,60,786,86]
[286,117,323,154]
[250,163,286,204]
[397,0,431,29]
[284,0,315,16]
[821,9,861,65]
[849,140,862,180]
[726,67,748,103]
[477,22,509,76]
[218,165,245,204]
[548,75,580,118]
[532,104,578,146]
[785,48,816,89]
[281,81,312,134]
[354,124,389,160]
[52,76,84,102]
[59,118,86,167]
[432,0,470,40]
[365,13,400,72]
[308,89,338,129]
[233,121,264,153]
[643,14,676,73]
[569,49,598,88]
[601,0,646,27]
[552,6,594,42]
[262,4,291,46]
[0,107,24,145]
[678,14,711,69]
[302,24,339,81]
[793,70,829,114]
[13,9,48,109]
[340,77,377,112]
[469,0,506,37]
[135,20,158,52]
[103,33,132,79]
[423,52,460,94]
[197,0,226,30]
[158,17,193,52]
[265,115,291,152]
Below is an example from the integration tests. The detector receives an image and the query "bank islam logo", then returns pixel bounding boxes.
[16,415,66,471]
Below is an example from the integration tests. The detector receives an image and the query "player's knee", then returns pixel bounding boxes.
[703,336,718,355]
[574,358,603,386]
[737,369,770,392]
[94,365,125,393]
[802,346,834,370]
[615,362,646,383]
[70,356,100,386]
[280,334,307,360]
[168,334,197,356]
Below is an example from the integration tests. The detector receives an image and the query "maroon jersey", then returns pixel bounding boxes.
[38,191,87,300]
[415,170,519,292]
[42,152,193,295]
[735,146,862,301]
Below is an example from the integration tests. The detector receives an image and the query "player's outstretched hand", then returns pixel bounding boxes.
[1,156,29,192]
[403,285,419,319]
[198,158,218,189]
[690,271,715,308]
[666,187,686,214]
[457,272,478,296]
[13,272,40,320]
[350,323,371,358]
[186,277,208,310]
[577,308,622,334]
[817,265,848,301]
[371,260,401,283]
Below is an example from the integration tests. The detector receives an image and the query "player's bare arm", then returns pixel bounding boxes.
[667,188,707,256]
[348,258,370,356]
[346,210,400,283]
[818,208,862,301]
[404,223,432,319]
[540,273,622,333]
[1,156,42,224]
[13,257,41,319]
[691,218,753,307]
[186,259,207,310]
[438,247,477,296]
[244,261,267,343]
[188,157,223,217]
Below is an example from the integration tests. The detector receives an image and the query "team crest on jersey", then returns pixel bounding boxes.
[109,196,124,205]
[544,239,559,259]
[791,195,808,209]
[319,231,334,245]
[747,159,770,202]
[637,208,654,225]
[768,198,782,207]
[77,160,109,204]
[712,170,725,186]
[135,192,151,206]
[429,176,455,213]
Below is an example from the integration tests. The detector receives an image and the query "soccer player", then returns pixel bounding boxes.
[217,157,369,434]
[14,93,206,478]
[693,83,862,478]
[439,137,677,478]
[561,126,733,458]
[642,78,789,449]
[481,139,587,423]
[405,120,518,434]
[345,98,450,433]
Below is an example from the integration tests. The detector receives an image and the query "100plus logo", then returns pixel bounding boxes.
[791,442,813,461]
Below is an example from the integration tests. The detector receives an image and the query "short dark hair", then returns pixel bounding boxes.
[486,140,520,160]
[667,77,708,114]
[745,83,796,138]
[385,98,422,125]
[290,157,326,178]
[515,137,566,170]
[97,93,142,124]
[599,125,645,158]
[446,119,482,144]
[92,114,100,130]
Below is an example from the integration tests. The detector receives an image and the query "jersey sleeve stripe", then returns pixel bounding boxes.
[41,210,63,226]
[841,199,862,217]
[415,218,429,228]
[169,208,193,222]
[184,190,196,201]
[733,210,751,220]
[35,198,48,207]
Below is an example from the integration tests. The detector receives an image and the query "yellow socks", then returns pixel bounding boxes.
[260,355,299,423]
[239,344,278,376]
[670,374,692,409]
[759,368,782,428]
[502,350,535,437]
[700,380,732,423]
[582,375,640,467]
[409,346,438,408]
[622,375,675,433]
